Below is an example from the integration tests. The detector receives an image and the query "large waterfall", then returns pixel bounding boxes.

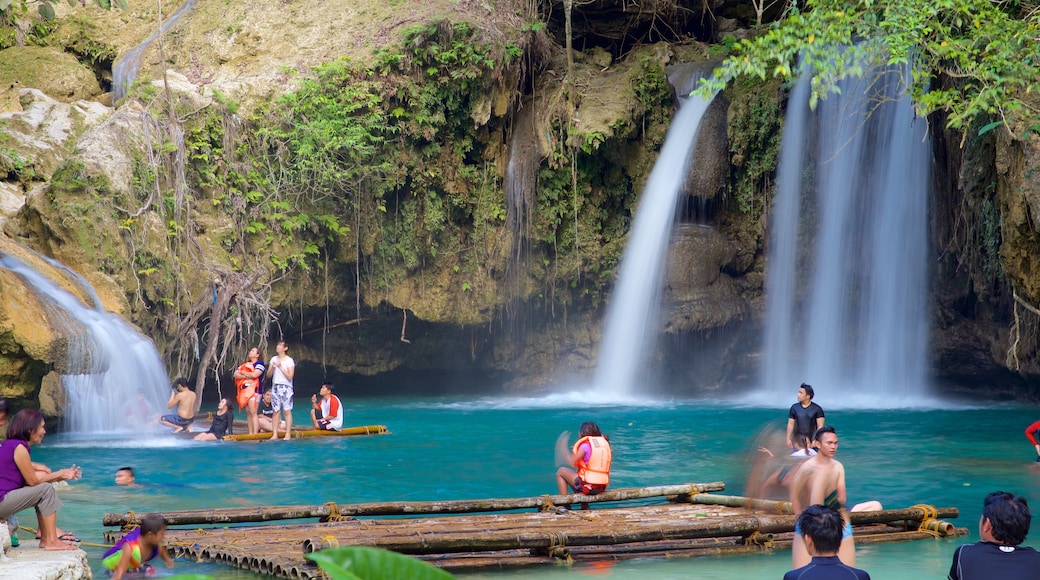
[760,66,933,406]
[0,253,170,432]
[594,68,716,397]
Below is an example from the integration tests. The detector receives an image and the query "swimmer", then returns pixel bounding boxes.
[115,467,139,487]
[102,513,174,579]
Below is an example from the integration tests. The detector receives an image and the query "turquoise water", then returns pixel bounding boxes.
[21,395,1040,579]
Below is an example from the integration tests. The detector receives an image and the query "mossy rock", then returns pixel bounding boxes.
[0,46,100,102]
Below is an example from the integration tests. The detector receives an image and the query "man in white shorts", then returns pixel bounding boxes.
[265,340,295,441]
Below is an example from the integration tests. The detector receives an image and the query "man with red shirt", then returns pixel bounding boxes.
[310,383,343,431]
[1024,420,1040,461]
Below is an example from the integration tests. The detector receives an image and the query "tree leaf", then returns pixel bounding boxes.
[977,120,1003,136]
[306,547,456,580]
[38,2,55,19]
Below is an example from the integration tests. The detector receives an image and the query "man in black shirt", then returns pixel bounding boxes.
[787,383,825,451]
[949,491,1040,579]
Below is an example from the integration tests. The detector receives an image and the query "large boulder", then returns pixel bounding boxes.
[0,46,100,103]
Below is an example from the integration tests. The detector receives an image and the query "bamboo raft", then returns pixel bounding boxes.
[102,484,965,579]
[222,425,389,441]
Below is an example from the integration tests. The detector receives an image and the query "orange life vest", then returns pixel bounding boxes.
[572,435,611,487]
[235,362,257,409]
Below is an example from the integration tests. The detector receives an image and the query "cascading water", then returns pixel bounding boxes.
[0,252,170,432]
[111,0,199,101]
[760,64,933,407]
[593,67,716,397]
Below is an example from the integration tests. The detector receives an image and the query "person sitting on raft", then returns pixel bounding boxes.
[310,382,343,431]
[0,409,81,550]
[233,347,265,435]
[257,390,286,433]
[103,512,174,579]
[193,398,233,441]
[555,421,612,499]
[159,378,196,433]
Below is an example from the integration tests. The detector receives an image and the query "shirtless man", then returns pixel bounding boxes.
[788,425,881,569]
[159,378,196,433]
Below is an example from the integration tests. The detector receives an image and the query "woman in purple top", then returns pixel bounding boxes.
[0,409,82,550]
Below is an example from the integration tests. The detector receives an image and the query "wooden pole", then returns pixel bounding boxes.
[103,482,727,526]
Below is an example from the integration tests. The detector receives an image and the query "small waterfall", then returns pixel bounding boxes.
[593,68,717,397]
[111,0,199,101]
[0,253,170,432]
[761,64,932,406]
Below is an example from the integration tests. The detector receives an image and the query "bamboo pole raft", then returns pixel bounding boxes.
[102,485,966,579]
[222,424,389,441]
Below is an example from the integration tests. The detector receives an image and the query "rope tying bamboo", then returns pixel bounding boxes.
[909,504,943,537]
[539,495,555,512]
[121,510,140,533]
[321,502,345,522]
[322,535,339,548]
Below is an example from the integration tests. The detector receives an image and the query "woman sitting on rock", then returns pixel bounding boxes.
[0,409,81,550]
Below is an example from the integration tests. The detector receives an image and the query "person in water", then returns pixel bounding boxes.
[1023,420,1040,461]
[115,467,138,486]
[0,409,81,550]
[159,378,196,433]
[787,425,882,568]
[265,340,296,441]
[102,512,174,579]
[555,421,612,498]
[310,382,343,431]
[948,491,1040,579]
[785,505,871,580]
[234,347,266,435]
[787,383,825,451]
[193,398,234,441]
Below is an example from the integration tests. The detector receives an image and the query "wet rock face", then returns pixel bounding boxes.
[0,46,101,104]
[661,223,749,334]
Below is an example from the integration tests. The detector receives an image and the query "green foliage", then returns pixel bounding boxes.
[307,546,455,580]
[0,0,126,21]
[632,58,673,126]
[700,0,1040,134]
[728,77,782,217]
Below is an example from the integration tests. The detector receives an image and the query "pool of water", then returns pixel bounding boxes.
[21,395,1040,579]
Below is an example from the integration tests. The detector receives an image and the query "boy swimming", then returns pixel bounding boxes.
[102,513,174,578]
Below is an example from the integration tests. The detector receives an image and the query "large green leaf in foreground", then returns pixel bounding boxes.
[307,546,456,580]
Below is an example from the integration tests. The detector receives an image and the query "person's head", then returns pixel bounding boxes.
[814,425,838,457]
[262,390,272,404]
[138,513,167,545]
[796,505,844,555]
[115,467,136,486]
[320,383,334,398]
[173,377,191,392]
[276,340,288,355]
[248,347,261,361]
[793,434,810,451]
[798,383,814,403]
[7,408,45,444]
[980,491,1032,546]
[578,421,602,438]
[218,398,229,412]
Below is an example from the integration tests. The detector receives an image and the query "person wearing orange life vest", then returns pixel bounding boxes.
[233,347,266,435]
[555,421,612,496]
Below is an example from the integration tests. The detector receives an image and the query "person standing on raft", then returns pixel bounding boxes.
[265,340,296,441]
[787,383,825,452]
[1024,420,1040,461]
[555,422,612,497]
[234,347,266,435]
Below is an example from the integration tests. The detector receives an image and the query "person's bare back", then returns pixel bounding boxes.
[173,390,196,419]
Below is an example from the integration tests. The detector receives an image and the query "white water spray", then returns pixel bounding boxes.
[594,70,717,397]
[111,0,199,101]
[760,64,933,407]
[0,253,171,432]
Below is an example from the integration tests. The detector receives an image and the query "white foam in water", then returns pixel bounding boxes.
[760,62,934,408]
[0,253,171,434]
